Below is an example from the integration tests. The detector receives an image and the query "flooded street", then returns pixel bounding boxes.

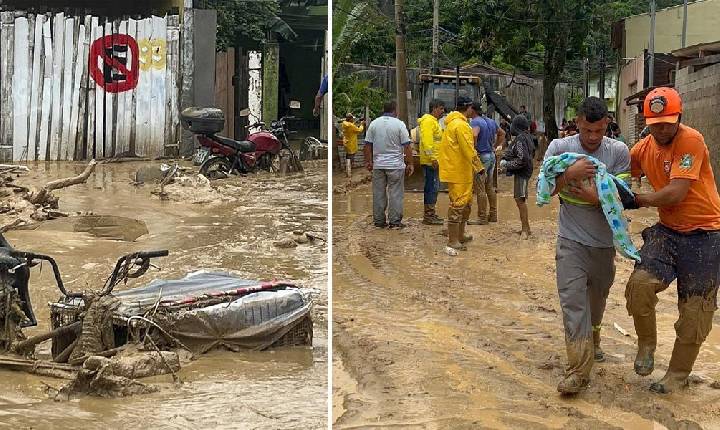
[333,171,720,430]
[1,161,328,429]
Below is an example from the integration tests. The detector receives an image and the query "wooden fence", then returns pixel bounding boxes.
[0,11,181,162]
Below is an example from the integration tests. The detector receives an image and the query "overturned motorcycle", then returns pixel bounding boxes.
[0,233,313,396]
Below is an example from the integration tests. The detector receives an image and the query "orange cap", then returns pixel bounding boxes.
[643,87,682,124]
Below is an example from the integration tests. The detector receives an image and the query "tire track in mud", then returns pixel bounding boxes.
[333,212,720,429]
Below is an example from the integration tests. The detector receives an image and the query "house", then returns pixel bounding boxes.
[613,0,720,142]
[0,0,217,161]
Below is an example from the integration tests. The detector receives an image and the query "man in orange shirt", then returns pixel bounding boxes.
[626,87,720,393]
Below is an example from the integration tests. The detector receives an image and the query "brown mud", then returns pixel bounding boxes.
[333,170,720,429]
[1,160,327,429]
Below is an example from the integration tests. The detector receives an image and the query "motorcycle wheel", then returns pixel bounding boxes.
[200,156,233,180]
[259,153,280,173]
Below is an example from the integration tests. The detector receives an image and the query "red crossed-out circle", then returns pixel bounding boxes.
[89,34,140,93]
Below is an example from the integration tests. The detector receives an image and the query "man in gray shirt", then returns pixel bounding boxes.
[363,101,414,228]
[543,97,630,394]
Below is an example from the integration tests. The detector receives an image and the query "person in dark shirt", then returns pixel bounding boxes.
[499,115,535,239]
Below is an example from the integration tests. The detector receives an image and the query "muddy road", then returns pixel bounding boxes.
[2,161,328,429]
[333,171,720,430]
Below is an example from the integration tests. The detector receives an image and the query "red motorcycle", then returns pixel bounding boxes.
[181,107,303,179]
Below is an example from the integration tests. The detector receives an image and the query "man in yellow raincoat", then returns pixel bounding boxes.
[438,96,484,250]
[341,113,365,178]
[418,99,445,225]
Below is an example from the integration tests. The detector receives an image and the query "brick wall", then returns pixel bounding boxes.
[675,63,720,189]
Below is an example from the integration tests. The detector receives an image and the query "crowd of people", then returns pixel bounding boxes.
[342,87,720,396]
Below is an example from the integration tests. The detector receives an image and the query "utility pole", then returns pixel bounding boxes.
[583,58,589,97]
[394,0,408,124]
[649,0,656,87]
[599,49,605,101]
[431,0,439,73]
[675,0,689,81]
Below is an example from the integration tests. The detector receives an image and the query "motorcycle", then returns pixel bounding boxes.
[181,103,304,180]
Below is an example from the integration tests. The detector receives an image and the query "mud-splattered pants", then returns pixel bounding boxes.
[556,237,616,380]
[372,168,405,225]
[625,224,720,369]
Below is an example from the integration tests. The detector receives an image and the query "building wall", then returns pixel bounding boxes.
[675,62,720,189]
[588,73,618,112]
[618,55,645,143]
[0,11,182,162]
[623,0,720,58]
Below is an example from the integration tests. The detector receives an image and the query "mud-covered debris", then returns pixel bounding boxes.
[54,355,159,400]
[274,237,298,248]
[711,381,720,389]
[293,231,310,244]
[134,165,169,184]
[333,173,372,194]
[69,295,121,365]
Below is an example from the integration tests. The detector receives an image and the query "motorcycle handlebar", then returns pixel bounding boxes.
[137,250,169,259]
[9,251,81,298]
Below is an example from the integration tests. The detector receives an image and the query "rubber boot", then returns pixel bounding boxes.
[633,313,656,376]
[593,327,605,362]
[423,205,444,225]
[557,337,593,394]
[467,194,489,225]
[460,205,473,243]
[345,159,352,178]
[488,185,498,223]
[649,340,701,394]
[447,222,466,251]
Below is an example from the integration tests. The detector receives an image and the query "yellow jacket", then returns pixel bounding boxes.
[439,111,483,184]
[418,114,442,166]
[341,121,364,154]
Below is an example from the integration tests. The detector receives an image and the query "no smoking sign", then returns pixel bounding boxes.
[89,34,139,93]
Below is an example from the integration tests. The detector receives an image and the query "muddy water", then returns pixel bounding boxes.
[2,161,328,429]
[333,171,720,429]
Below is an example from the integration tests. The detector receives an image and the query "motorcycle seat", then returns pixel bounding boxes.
[215,136,256,153]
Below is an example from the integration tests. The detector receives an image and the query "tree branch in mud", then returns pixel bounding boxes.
[29,160,97,206]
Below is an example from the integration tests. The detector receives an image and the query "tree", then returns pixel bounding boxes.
[204,0,281,51]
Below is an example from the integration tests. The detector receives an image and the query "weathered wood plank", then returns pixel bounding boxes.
[115,19,131,156]
[103,20,114,157]
[93,18,105,159]
[60,17,75,160]
[49,12,65,161]
[68,20,85,161]
[75,15,91,160]
[12,17,30,162]
[128,18,139,155]
[165,15,180,153]
[1,12,16,162]
[38,15,53,161]
[149,15,167,158]
[135,17,151,157]
[86,16,99,160]
[28,15,45,162]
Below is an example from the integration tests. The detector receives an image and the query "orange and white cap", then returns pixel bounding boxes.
[643,87,682,124]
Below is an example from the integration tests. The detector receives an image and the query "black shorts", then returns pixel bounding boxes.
[637,223,720,299]
[345,152,356,160]
[514,176,529,200]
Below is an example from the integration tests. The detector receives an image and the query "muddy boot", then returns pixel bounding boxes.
[488,190,498,223]
[633,313,656,376]
[467,194,489,225]
[625,270,666,376]
[422,205,444,225]
[345,159,352,178]
[558,337,593,395]
[460,205,473,243]
[649,340,700,394]
[593,327,605,362]
[447,222,466,251]
[557,373,590,394]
